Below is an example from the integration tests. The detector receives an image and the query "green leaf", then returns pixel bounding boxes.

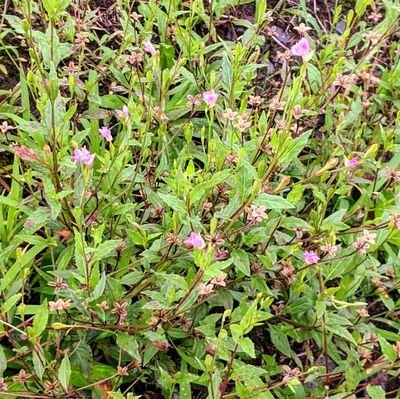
[160,43,175,70]
[235,161,256,201]
[287,184,305,205]
[321,209,348,231]
[3,293,22,312]
[32,350,44,380]
[232,249,250,276]
[255,0,267,24]
[253,193,295,209]
[92,272,107,299]
[324,250,358,281]
[378,335,397,363]
[59,355,71,391]
[219,195,241,219]
[315,300,326,319]
[108,392,125,399]
[238,337,256,358]
[81,108,111,120]
[24,207,53,228]
[270,325,291,357]
[92,240,121,263]
[71,342,92,378]
[253,390,274,399]
[190,170,231,204]
[221,53,232,93]
[355,0,372,16]
[159,193,188,215]
[280,131,311,164]
[0,346,7,376]
[366,385,385,399]
[326,324,356,345]
[116,333,141,362]
[91,363,116,380]
[121,271,144,285]
[31,301,48,339]
[230,324,243,342]
[1,242,48,290]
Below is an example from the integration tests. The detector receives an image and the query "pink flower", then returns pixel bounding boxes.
[303,251,320,265]
[99,126,112,142]
[184,232,205,249]
[199,283,214,296]
[320,242,340,257]
[211,272,227,287]
[390,213,400,229]
[48,298,71,312]
[115,105,130,121]
[290,38,310,57]
[15,146,37,160]
[144,40,156,56]
[214,248,229,260]
[202,90,218,107]
[73,146,95,166]
[345,156,358,168]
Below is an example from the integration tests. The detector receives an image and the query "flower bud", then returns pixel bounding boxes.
[316,157,338,175]
[275,175,291,192]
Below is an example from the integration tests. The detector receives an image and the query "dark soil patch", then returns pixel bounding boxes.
[0,56,20,96]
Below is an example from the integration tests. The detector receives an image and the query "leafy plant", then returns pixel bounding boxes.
[0,0,400,398]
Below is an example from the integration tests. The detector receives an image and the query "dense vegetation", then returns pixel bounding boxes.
[0,0,400,398]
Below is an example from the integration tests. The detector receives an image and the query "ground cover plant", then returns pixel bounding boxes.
[0,0,400,397]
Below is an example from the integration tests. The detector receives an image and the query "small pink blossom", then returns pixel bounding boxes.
[0,377,8,392]
[49,298,71,312]
[144,40,156,56]
[99,126,112,142]
[390,213,400,229]
[115,105,130,121]
[211,272,227,287]
[111,301,128,325]
[15,146,37,160]
[184,232,205,249]
[214,248,229,260]
[24,220,35,228]
[245,205,268,224]
[303,251,320,265]
[320,242,340,257]
[199,283,214,296]
[345,156,359,168]
[202,90,218,107]
[73,146,95,166]
[290,38,310,57]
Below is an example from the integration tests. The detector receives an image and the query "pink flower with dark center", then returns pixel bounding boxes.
[184,232,205,249]
[144,40,156,56]
[303,251,320,265]
[202,90,218,107]
[115,105,130,121]
[73,146,95,166]
[111,301,128,325]
[15,146,37,160]
[211,272,227,287]
[99,126,112,142]
[290,38,310,57]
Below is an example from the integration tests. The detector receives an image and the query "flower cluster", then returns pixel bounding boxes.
[352,229,376,255]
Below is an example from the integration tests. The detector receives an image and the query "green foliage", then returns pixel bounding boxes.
[0,0,399,397]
